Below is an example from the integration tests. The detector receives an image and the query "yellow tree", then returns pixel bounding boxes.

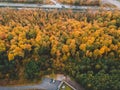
[62,45,69,54]
[79,44,86,52]
[8,52,14,61]
[0,41,6,52]
[69,39,76,56]
[93,49,100,59]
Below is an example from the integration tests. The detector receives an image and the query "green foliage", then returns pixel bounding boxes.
[7,34,13,41]
[67,58,120,90]
[116,18,120,28]
[38,46,50,55]
[25,60,40,80]
[26,30,37,39]
[0,52,18,79]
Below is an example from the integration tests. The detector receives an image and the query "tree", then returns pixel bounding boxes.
[25,60,40,80]
[79,44,86,51]
[62,45,69,54]
[8,52,14,61]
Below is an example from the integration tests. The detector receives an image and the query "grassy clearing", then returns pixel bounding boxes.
[60,83,73,90]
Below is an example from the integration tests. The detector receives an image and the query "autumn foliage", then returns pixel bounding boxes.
[0,8,120,89]
[57,0,101,6]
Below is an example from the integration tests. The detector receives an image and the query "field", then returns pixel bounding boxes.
[0,8,120,90]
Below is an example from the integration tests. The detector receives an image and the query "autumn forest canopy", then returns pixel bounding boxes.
[0,9,120,90]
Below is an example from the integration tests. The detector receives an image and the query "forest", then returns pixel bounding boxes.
[0,8,120,90]
[57,0,101,6]
[0,0,101,6]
